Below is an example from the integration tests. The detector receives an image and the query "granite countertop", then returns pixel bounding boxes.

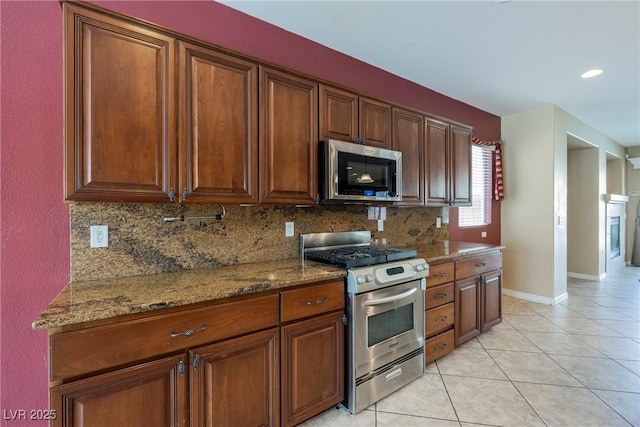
[413,241,505,264]
[32,258,345,330]
[33,241,504,331]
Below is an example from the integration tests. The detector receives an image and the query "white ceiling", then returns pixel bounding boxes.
[219,0,640,147]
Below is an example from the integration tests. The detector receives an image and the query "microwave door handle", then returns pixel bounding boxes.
[364,287,418,306]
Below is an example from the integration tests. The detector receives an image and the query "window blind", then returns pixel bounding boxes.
[459,145,493,227]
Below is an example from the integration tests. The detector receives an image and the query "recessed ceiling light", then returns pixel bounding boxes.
[580,69,604,79]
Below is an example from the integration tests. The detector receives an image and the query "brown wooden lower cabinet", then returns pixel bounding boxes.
[425,329,454,364]
[281,311,344,427]
[481,270,502,331]
[191,328,280,427]
[48,279,345,427]
[454,252,503,346]
[454,276,481,345]
[51,354,188,427]
[424,262,456,364]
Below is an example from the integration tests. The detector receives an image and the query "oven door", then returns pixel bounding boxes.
[353,280,424,379]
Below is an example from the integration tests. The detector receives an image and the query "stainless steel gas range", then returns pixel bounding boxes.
[301,231,429,414]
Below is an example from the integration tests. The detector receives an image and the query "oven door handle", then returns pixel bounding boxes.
[364,287,418,306]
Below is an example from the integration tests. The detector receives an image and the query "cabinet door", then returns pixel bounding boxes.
[179,42,258,203]
[450,124,472,206]
[454,276,480,345]
[63,3,176,202]
[51,354,187,427]
[359,97,392,148]
[281,311,344,427]
[425,118,450,206]
[190,328,279,427]
[319,85,358,143]
[260,67,318,204]
[481,270,502,331]
[393,108,425,206]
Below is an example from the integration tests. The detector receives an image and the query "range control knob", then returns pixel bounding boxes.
[356,275,365,284]
[365,274,374,282]
[416,264,426,272]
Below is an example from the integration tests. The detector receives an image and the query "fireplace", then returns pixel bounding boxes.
[604,194,628,274]
[610,216,620,258]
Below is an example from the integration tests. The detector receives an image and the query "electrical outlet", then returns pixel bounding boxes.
[368,207,376,220]
[379,207,386,220]
[90,225,108,248]
[285,222,294,237]
[481,231,487,238]
[436,217,442,228]
[377,219,384,231]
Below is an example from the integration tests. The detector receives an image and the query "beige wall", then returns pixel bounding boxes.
[556,107,626,281]
[626,146,640,264]
[502,105,627,303]
[501,105,556,301]
[607,157,624,194]
[567,148,599,276]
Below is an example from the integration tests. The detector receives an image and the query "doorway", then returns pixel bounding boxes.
[567,134,600,279]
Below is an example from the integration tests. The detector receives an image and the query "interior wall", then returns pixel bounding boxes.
[501,105,556,301]
[626,146,640,265]
[501,105,627,303]
[567,148,600,277]
[552,106,568,300]
[555,107,627,282]
[607,157,624,194]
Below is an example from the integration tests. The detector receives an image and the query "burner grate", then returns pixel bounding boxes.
[305,246,417,269]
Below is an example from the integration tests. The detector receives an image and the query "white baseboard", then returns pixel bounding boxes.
[567,272,605,281]
[502,288,568,305]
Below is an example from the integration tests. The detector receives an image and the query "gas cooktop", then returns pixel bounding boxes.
[305,246,418,269]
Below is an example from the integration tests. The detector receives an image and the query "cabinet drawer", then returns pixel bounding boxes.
[281,280,345,323]
[425,302,454,337]
[426,262,454,287]
[50,294,280,382]
[425,329,454,364]
[426,283,454,310]
[455,253,501,279]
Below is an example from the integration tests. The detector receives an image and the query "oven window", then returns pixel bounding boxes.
[367,303,414,347]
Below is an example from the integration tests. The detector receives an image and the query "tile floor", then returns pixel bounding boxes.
[300,266,640,426]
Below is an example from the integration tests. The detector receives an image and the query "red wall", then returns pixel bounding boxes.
[0,1,499,421]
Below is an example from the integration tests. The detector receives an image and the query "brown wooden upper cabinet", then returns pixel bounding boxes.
[64,3,176,202]
[392,107,425,206]
[319,85,392,149]
[64,3,259,204]
[179,41,258,204]
[425,117,472,207]
[260,67,318,204]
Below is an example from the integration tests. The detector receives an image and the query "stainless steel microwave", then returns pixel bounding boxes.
[319,139,402,203]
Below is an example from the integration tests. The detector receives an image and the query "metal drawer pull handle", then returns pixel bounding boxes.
[435,293,449,299]
[475,262,488,267]
[364,287,418,306]
[170,325,206,338]
[435,272,448,278]
[435,343,449,351]
[305,297,328,305]
[436,316,448,323]
[385,368,402,382]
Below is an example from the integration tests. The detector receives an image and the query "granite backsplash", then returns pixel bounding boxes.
[70,203,448,281]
